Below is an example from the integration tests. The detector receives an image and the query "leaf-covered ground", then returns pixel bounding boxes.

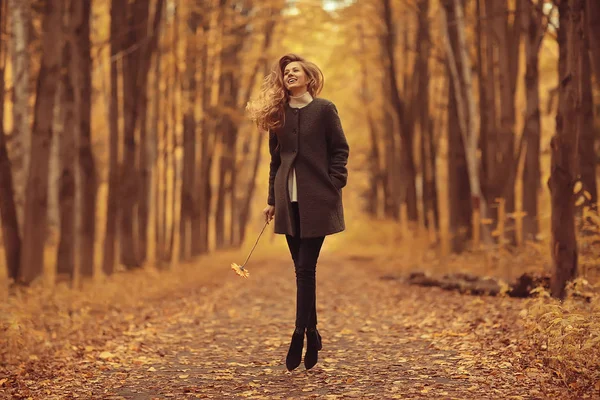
[1,253,590,399]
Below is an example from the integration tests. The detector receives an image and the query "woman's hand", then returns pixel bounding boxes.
[263,205,275,223]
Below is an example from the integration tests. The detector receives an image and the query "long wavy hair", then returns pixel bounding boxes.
[246,53,324,132]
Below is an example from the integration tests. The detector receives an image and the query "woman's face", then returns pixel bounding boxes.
[283,61,308,92]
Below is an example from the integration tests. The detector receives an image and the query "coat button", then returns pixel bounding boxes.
[293,109,298,114]
[293,129,297,134]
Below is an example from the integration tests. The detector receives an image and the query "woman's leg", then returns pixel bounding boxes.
[294,236,324,330]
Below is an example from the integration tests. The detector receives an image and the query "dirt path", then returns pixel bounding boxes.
[2,253,577,399]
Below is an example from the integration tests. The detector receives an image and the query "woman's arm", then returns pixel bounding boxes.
[326,103,350,190]
[268,130,281,205]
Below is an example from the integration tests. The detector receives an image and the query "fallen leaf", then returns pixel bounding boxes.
[98,351,115,360]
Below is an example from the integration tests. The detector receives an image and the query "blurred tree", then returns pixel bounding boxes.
[578,2,597,210]
[9,0,30,226]
[20,0,63,284]
[76,0,96,278]
[587,0,600,87]
[56,0,77,283]
[521,0,547,241]
[548,0,584,299]
[0,0,22,283]
[103,0,124,276]
[442,0,472,252]
[380,0,418,222]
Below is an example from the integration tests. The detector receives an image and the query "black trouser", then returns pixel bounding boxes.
[285,202,325,330]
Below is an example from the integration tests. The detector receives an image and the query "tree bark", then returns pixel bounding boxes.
[578,10,597,209]
[0,0,22,283]
[180,5,198,260]
[548,0,583,300]
[9,0,30,227]
[416,0,438,229]
[586,0,600,87]
[56,0,77,283]
[381,0,418,221]
[75,0,96,279]
[522,0,545,241]
[103,0,123,276]
[191,7,213,256]
[137,0,165,264]
[20,0,62,284]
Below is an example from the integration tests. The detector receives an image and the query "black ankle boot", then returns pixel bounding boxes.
[286,327,304,371]
[304,328,319,370]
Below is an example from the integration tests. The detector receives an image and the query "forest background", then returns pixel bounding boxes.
[0,0,599,396]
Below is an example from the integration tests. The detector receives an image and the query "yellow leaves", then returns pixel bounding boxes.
[98,351,115,360]
[178,374,189,379]
[147,366,157,372]
[231,263,250,278]
[573,180,582,193]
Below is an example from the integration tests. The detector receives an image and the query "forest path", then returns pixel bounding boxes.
[4,253,574,399]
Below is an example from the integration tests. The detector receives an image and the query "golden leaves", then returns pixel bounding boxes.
[231,263,250,278]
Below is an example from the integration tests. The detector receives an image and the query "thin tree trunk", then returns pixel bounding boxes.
[120,1,149,269]
[586,0,600,87]
[578,11,597,209]
[416,0,437,229]
[20,0,62,284]
[442,0,489,250]
[548,0,582,300]
[0,0,22,283]
[521,0,545,241]
[191,9,211,256]
[381,0,418,221]
[358,22,381,216]
[168,9,179,264]
[180,4,198,260]
[56,0,77,283]
[137,0,165,264]
[152,42,162,263]
[9,0,30,227]
[103,0,123,276]
[76,0,96,278]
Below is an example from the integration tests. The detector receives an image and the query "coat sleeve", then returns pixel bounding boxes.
[268,130,280,206]
[325,102,350,190]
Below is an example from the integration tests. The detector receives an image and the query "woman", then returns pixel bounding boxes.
[247,53,349,371]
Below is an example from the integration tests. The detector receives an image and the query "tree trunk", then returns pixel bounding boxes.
[416,0,437,230]
[548,0,583,300]
[358,22,381,216]
[381,0,418,221]
[587,0,600,87]
[9,0,30,227]
[0,0,22,283]
[152,43,162,263]
[20,0,63,284]
[578,12,597,209]
[137,0,164,264]
[180,6,198,260]
[103,0,123,276]
[120,1,149,269]
[75,0,96,279]
[191,9,212,256]
[56,0,77,283]
[522,0,545,241]
[442,0,472,251]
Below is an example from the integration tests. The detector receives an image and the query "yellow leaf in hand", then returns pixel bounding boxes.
[231,263,250,278]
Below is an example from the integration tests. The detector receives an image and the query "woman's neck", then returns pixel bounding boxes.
[288,91,313,109]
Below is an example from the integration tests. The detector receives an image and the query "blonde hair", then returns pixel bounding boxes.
[246,53,324,132]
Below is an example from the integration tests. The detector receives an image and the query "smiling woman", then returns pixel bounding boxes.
[246,53,349,372]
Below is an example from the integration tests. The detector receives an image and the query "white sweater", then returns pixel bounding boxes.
[287,91,313,202]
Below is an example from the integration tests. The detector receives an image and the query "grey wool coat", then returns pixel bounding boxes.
[267,98,350,238]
